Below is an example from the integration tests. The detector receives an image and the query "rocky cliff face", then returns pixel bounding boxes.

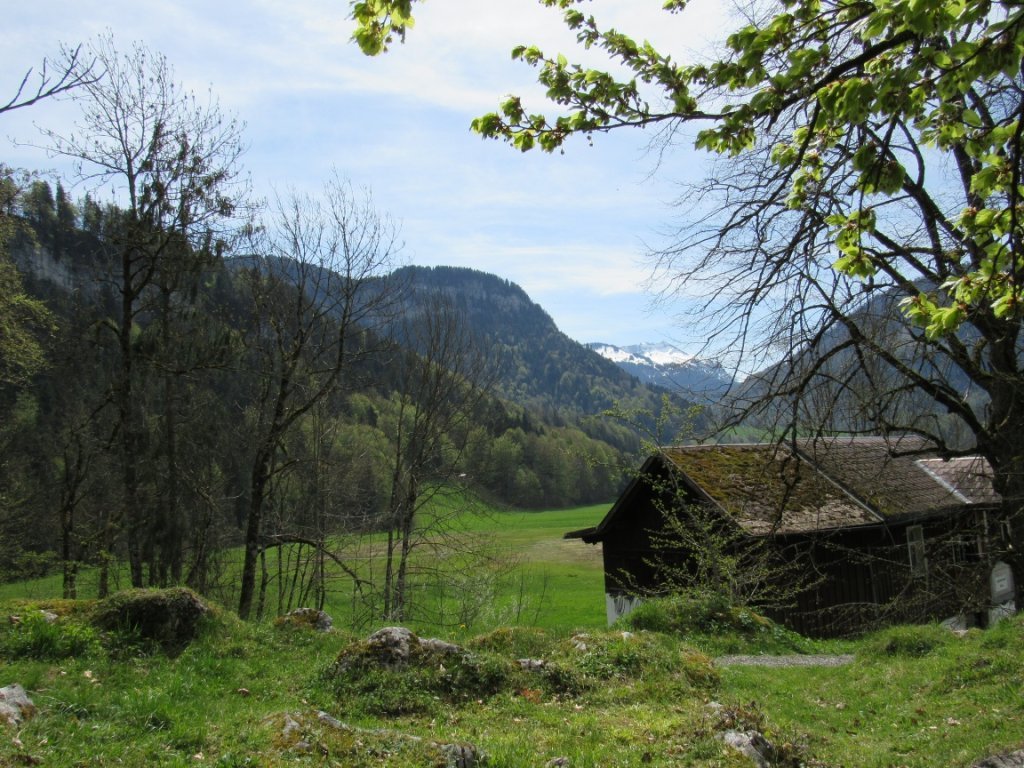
[10,238,81,293]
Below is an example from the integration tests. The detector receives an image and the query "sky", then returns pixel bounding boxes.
[3,0,738,350]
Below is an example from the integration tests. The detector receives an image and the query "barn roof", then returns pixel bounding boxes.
[567,436,998,541]
[661,442,879,535]
[794,435,994,520]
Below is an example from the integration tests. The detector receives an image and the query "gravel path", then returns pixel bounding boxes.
[715,654,855,667]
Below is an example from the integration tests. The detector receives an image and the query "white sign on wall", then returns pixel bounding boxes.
[989,561,1016,625]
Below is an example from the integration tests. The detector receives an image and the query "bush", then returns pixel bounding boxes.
[0,611,100,660]
[617,592,808,653]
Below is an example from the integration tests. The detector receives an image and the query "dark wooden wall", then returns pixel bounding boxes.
[599,471,1011,637]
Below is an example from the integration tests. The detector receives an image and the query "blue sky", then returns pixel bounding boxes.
[4,0,735,349]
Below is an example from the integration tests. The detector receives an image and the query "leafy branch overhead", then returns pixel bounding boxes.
[351,0,416,55]
[351,0,1024,339]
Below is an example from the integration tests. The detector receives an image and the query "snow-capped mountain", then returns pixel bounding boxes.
[586,342,734,402]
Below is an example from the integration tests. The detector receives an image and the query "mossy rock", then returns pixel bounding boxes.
[620,593,775,636]
[273,608,333,632]
[323,627,518,716]
[4,598,96,620]
[466,626,555,658]
[553,630,718,690]
[0,610,101,661]
[90,587,209,656]
[617,593,809,655]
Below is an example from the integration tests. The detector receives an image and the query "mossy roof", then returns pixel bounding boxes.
[662,443,879,535]
[795,436,997,520]
[569,436,998,541]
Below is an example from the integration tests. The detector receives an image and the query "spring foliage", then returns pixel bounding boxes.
[352,0,1024,341]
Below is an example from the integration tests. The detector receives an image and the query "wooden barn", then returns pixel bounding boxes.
[566,436,1018,637]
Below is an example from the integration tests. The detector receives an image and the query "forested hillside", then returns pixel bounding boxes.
[0,173,689,619]
[394,266,668,415]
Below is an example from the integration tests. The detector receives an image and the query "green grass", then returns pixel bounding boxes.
[718,620,1024,766]
[2,595,1022,767]
[2,506,1023,766]
[0,503,609,635]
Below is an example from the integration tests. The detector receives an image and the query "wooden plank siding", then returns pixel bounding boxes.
[569,441,1013,638]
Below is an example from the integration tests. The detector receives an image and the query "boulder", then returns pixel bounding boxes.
[366,626,418,666]
[974,750,1024,768]
[518,658,547,672]
[276,608,333,632]
[364,626,463,667]
[0,684,36,728]
[90,587,209,656]
[720,730,773,768]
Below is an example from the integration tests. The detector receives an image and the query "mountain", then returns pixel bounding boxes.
[587,341,733,402]
[728,285,986,448]
[394,266,694,421]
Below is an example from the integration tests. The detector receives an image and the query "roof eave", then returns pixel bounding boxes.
[563,527,600,543]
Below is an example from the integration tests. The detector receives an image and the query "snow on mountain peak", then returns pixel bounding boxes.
[587,341,732,400]
[612,342,694,368]
[588,344,646,366]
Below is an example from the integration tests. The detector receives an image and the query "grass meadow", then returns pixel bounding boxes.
[1,502,1023,767]
[0,503,610,635]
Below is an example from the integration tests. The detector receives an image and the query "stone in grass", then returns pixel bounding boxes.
[720,730,773,768]
[363,626,462,667]
[518,658,547,672]
[274,608,333,632]
[90,587,209,656]
[974,750,1024,768]
[0,684,36,728]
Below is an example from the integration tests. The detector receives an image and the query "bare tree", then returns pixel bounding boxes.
[2,44,98,116]
[236,176,400,620]
[41,33,246,592]
[354,1,1024,584]
[376,294,501,622]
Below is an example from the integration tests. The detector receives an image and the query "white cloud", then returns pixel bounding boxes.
[4,0,737,349]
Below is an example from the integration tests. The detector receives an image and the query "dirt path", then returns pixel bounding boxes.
[715,654,855,667]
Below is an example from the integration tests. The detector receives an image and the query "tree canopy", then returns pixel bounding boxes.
[354,0,1024,336]
[351,1,1024,509]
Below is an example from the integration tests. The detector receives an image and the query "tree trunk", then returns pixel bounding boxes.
[238,460,269,620]
[393,489,417,622]
[257,546,269,621]
[383,528,396,619]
